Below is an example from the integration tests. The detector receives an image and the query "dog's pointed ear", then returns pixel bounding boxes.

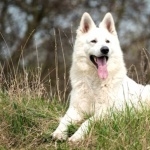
[78,12,96,34]
[99,13,117,35]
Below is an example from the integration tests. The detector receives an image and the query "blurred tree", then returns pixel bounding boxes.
[0,0,150,98]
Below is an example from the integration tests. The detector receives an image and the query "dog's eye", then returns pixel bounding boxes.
[91,40,97,43]
[106,40,110,43]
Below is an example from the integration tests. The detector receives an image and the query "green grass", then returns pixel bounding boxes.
[0,91,68,149]
[1,90,150,150]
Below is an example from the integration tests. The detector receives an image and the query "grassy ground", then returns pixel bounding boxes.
[1,87,150,150]
[0,90,68,149]
[0,59,150,150]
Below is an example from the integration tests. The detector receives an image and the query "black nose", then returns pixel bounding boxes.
[100,46,109,54]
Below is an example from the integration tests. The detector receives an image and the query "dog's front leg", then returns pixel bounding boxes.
[52,106,83,140]
[68,107,108,143]
[68,116,96,142]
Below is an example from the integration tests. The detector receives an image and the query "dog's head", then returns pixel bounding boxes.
[75,12,124,79]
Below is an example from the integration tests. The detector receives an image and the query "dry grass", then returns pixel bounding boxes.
[0,67,68,149]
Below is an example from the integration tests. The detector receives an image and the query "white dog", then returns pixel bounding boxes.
[52,12,150,142]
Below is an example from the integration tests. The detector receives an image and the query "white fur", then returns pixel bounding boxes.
[52,12,150,142]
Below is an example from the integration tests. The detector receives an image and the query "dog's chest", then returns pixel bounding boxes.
[86,77,120,103]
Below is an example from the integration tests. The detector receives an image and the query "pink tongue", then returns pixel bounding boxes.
[97,57,108,79]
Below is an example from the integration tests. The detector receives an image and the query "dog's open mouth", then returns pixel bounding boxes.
[90,55,108,79]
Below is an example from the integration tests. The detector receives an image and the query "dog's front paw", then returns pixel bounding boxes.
[52,129,67,141]
[68,132,84,142]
